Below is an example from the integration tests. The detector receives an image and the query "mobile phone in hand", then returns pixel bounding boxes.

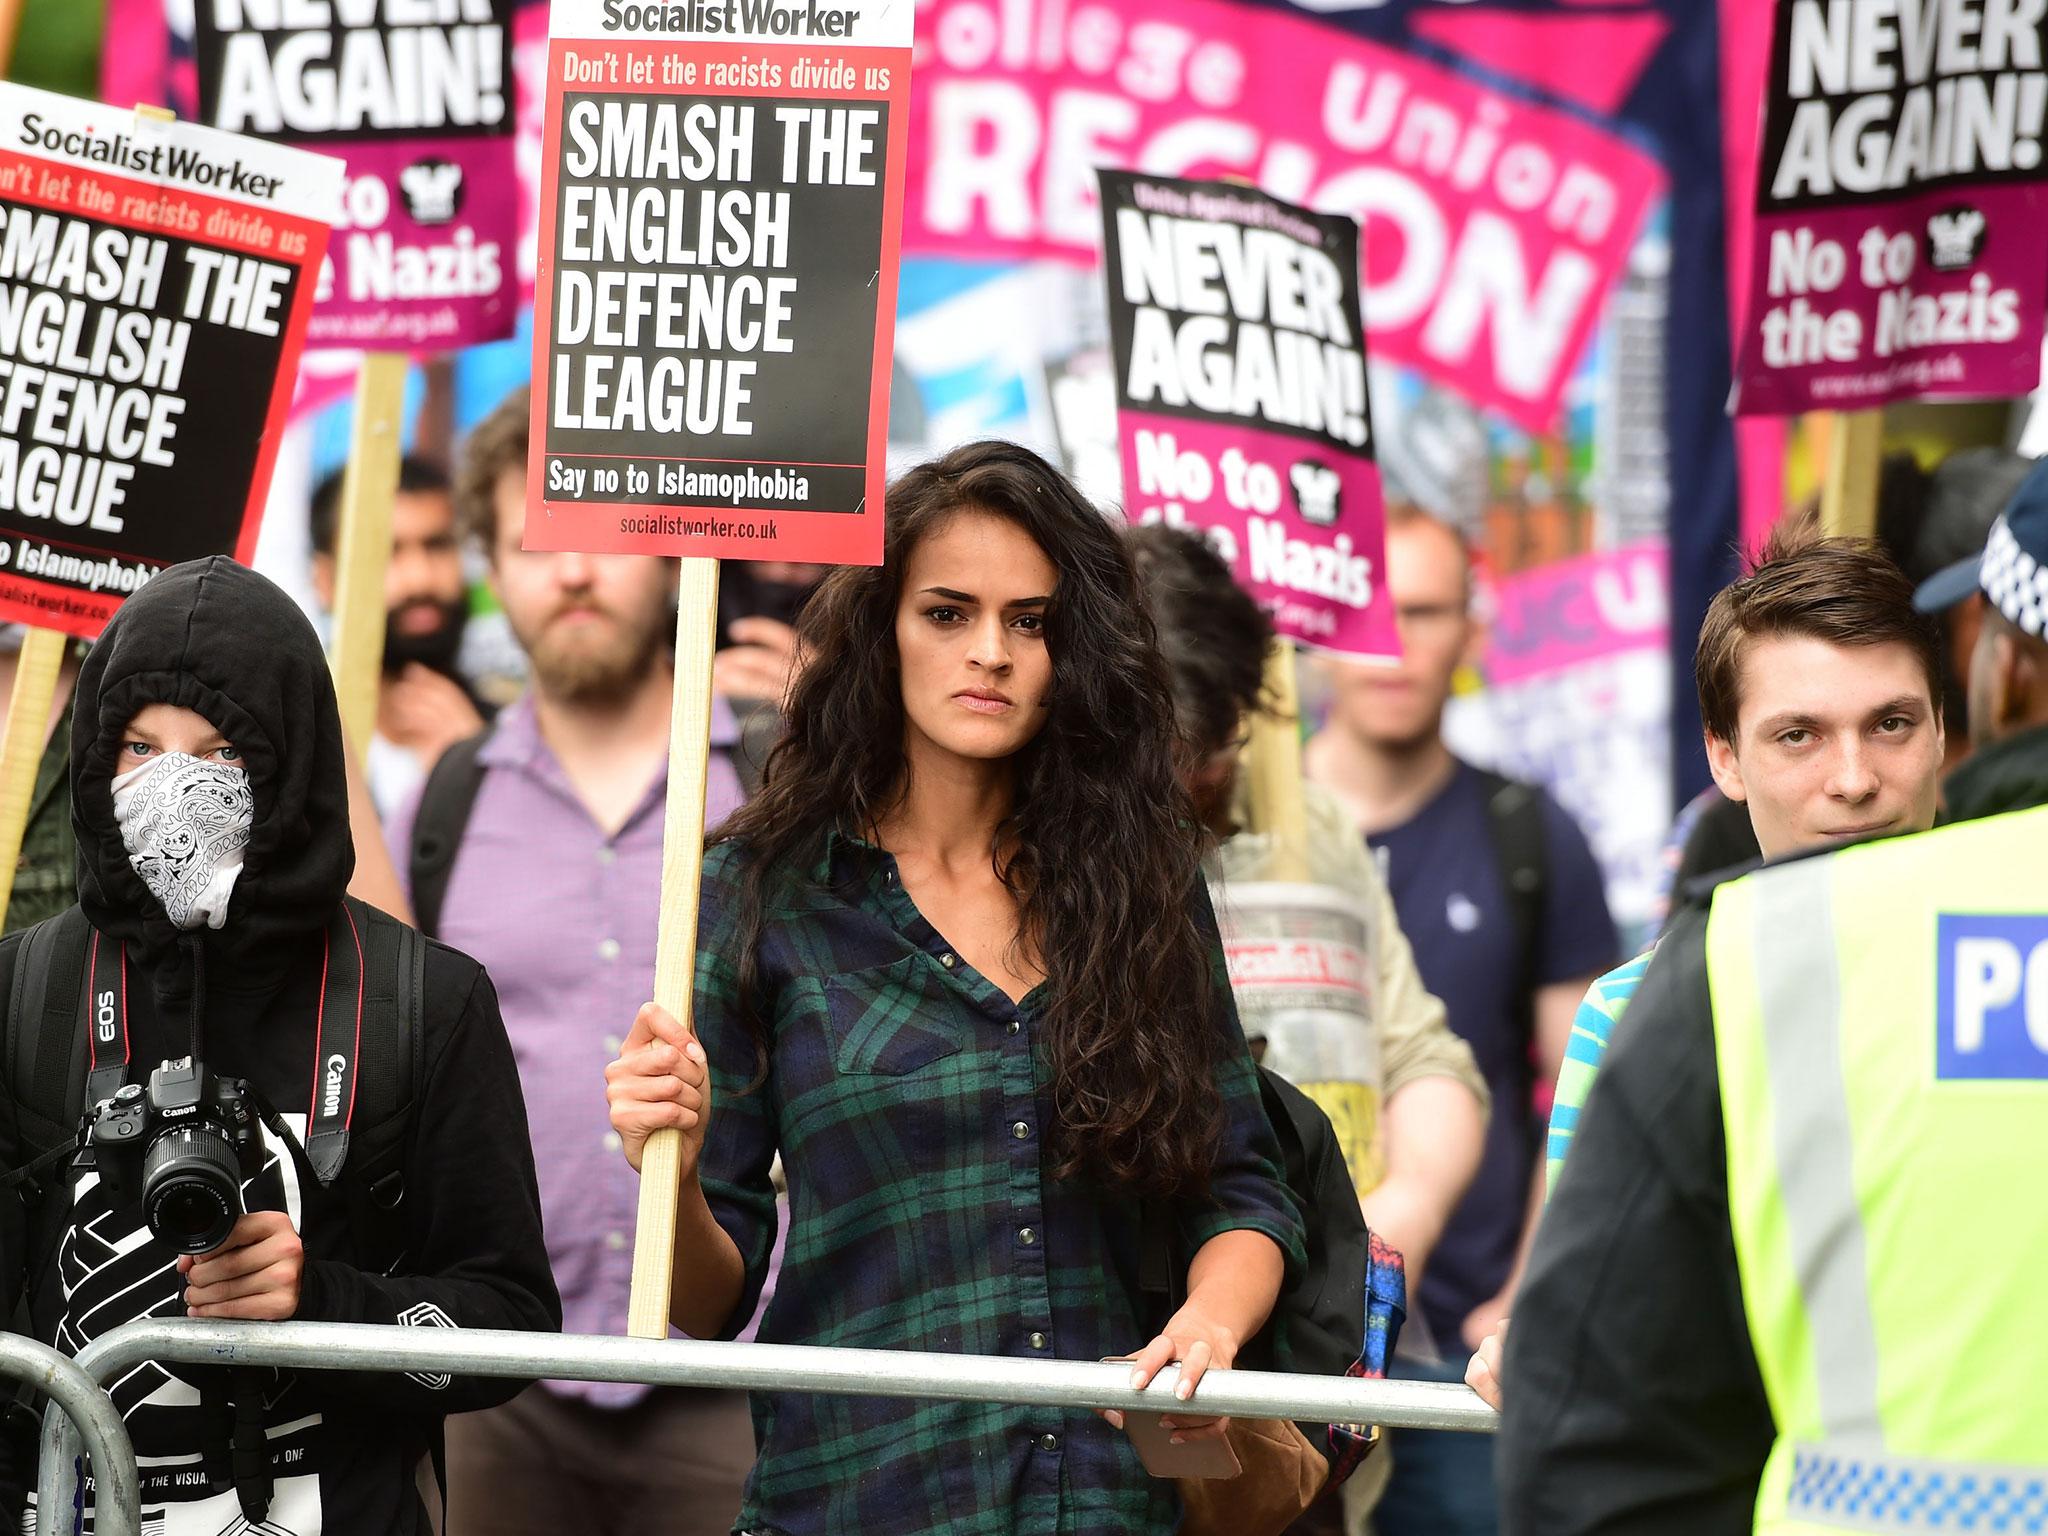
[1102,1357,1242,1479]
[1120,1410,1243,1479]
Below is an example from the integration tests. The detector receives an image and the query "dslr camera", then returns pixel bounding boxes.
[89,1058,263,1254]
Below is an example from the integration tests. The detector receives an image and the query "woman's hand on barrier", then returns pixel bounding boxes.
[178,1211,304,1320]
[606,1002,710,1178]
[1111,1302,1244,1445]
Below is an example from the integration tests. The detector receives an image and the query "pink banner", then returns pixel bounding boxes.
[1125,418,1399,658]
[906,0,1664,433]
[1102,170,1398,660]
[1484,543,1668,686]
[1732,0,2048,415]
[311,138,520,350]
[1735,187,2047,414]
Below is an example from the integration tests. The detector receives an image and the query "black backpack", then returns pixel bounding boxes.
[1470,767,1551,1031]
[1143,1065,1403,1486]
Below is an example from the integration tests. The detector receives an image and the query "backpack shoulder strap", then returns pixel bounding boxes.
[7,908,95,1156]
[408,731,490,941]
[1472,768,1549,1013]
[6,909,96,1348]
[335,899,426,1268]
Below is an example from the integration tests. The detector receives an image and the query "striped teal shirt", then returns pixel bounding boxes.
[1545,950,1655,1197]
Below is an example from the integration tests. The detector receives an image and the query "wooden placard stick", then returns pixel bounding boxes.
[1819,409,1885,540]
[0,628,67,934]
[627,555,723,1339]
[328,352,410,755]
[1243,637,1312,883]
[0,0,26,75]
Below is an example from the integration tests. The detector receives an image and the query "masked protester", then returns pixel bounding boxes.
[0,557,559,1535]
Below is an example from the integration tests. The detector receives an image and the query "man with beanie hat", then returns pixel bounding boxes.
[0,558,560,1534]
[1916,459,2048,823]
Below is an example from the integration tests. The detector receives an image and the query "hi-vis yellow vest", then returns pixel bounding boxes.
[1707,807,2048,1535]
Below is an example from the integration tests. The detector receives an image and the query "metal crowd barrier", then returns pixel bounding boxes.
[0,1332,138,1536]
[40,1320,1498,1533]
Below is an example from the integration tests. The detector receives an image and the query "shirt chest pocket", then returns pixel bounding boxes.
[824,955,968,1075]
[793,958,980,1214]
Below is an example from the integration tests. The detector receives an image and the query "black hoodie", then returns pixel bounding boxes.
[0,559,561,1534]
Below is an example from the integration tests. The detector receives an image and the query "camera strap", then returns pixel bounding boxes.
[305,904,364,1188]
[75,907,366,1189]
[83,930,129,1111]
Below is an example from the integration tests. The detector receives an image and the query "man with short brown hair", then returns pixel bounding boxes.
[1494,536,1948,1529]
[1692,534,1945,855]
[1536,533,1947,1204]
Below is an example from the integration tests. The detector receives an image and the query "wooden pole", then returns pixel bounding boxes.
[0,0,27,77]
[1242,638,1311,882]
[1819,408,1884,539]
[0,628,68,933]
[329,352,410,755]
[627,556,724,1339]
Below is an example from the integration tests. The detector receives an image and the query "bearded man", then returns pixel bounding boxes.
[386,388,753,1536]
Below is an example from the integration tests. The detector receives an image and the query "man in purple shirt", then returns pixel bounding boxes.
[388,388,752,1536]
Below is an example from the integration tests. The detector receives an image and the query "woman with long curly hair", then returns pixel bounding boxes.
[604,440,1305,1535]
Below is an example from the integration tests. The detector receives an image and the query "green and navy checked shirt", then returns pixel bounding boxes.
[696,833,1307,1536]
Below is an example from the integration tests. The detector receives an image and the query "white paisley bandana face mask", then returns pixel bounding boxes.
[111,752,255,931]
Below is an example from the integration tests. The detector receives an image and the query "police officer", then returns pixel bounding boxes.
[1496,801,2048,1530]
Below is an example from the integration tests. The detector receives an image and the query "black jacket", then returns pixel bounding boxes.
[0,559,560,1533]
[1942,721,2048,826]
[1495,897,1775,1534]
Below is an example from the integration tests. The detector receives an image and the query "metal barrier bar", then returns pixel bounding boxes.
[0,1332,139,1536]
[43,1320,1496,1531]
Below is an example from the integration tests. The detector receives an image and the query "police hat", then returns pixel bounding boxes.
[1914,457,2048,632]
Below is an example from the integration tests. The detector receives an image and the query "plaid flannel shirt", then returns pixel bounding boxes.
[696,832,1307,1536]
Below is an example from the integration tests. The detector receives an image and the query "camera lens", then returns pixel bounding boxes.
[142,1124,245,1254]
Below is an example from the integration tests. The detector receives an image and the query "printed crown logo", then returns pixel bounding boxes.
[1925,206,1987,272]
[1290,459,1342,527]
[399,160,465,226]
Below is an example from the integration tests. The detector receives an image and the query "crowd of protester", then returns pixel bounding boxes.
[0,395,2041,1536]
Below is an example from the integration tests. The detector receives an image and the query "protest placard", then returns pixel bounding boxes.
[526,0,912,1336]
[0,83,339,638]
[194,0,520,349]
[1734,0,2048,415]
[1102,169,1399,663]
[526,0,912,566]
